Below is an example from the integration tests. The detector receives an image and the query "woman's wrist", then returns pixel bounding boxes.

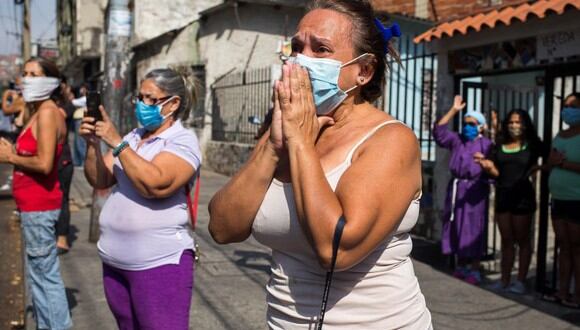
[286,135,313,151]
[5,151,14,165]
[112,140,129,157]
[262,139,282,163]
[107,136,123,149]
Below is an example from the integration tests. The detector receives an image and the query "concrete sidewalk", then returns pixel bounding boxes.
[54,168,579,329]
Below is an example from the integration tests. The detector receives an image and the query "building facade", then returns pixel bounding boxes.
[56,0,107,87]
[198,0,307,173]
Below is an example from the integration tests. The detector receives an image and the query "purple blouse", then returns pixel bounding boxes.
[97,120,202,271]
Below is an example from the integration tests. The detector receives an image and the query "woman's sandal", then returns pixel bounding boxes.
[562,299,580,309]
[57,246,70,255]
[541,293,564,304]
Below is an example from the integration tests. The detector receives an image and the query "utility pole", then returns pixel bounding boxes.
[22,0,31,59]
[88,0,133,242]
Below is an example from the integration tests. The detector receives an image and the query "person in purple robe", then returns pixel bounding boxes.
[433,95,493,285]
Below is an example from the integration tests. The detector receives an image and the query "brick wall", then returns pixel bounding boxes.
[372,0,416,17]
[432,0,528,21]
[372,0,529,22]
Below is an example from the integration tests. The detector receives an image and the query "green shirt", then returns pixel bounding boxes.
[549,134,580,200]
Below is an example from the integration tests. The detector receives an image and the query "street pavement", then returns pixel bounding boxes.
[0,167,25,329]
[8,167,580,329]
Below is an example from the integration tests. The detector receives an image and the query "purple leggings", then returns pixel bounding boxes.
[102,250,194,330]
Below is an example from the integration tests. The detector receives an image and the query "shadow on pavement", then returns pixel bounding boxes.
[67,225,79,248]
[0,193,14,200]
[233,250,272,275]
[411,235,449,271]
[66,287,79,311]
[411,236,580,327]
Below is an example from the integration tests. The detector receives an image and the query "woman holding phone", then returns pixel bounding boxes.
[80,68,202,329]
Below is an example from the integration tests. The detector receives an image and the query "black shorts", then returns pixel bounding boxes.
[551,199,580,223]
[495,181,536,215]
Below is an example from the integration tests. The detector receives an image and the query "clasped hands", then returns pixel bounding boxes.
[0,137,14,163]
[268,63,335,155]
[473,152,494,171]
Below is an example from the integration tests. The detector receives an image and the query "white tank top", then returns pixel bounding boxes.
[252,121,432,329]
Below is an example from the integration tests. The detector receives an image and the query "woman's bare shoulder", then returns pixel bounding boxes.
[36,101,60,116]
[352,110,418,161]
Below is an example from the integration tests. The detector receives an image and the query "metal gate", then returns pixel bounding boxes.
[385,37,437,161]
[211,67,272,144]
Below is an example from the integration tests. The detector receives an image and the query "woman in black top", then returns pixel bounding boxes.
[478,109,543,293]
[56,79,75,253]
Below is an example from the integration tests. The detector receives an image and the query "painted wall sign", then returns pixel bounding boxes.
[537,29,580,61]
[449,37,537,74]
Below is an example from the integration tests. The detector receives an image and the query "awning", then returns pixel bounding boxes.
[414,0,580,43]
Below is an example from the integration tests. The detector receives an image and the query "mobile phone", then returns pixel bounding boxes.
[85,91,102,122]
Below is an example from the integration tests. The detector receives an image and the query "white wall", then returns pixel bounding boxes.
[133,0,220,46]
[134,22,200,82]
[76,0,107,58]
[199,4,303,86]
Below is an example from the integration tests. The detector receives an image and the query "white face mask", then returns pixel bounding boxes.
[21,77,61,102]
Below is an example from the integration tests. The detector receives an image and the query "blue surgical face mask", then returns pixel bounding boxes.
[562,107,580,126]
[135,97,175,131]
[462,124,479,141]
[289,53,369,115]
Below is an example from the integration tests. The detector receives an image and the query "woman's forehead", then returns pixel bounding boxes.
[508,113,521,121]
[24,61,43,74]
[297,9,352,45]
[140,79,164,95]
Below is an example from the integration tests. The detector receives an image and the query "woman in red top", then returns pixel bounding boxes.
[0,57,72,330]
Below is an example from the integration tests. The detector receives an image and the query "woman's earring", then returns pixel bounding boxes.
[359,77,365,84]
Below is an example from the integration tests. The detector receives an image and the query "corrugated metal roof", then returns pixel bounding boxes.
[414,0,580,43]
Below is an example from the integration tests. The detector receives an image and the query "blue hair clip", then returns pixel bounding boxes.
[373,18,402,54]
